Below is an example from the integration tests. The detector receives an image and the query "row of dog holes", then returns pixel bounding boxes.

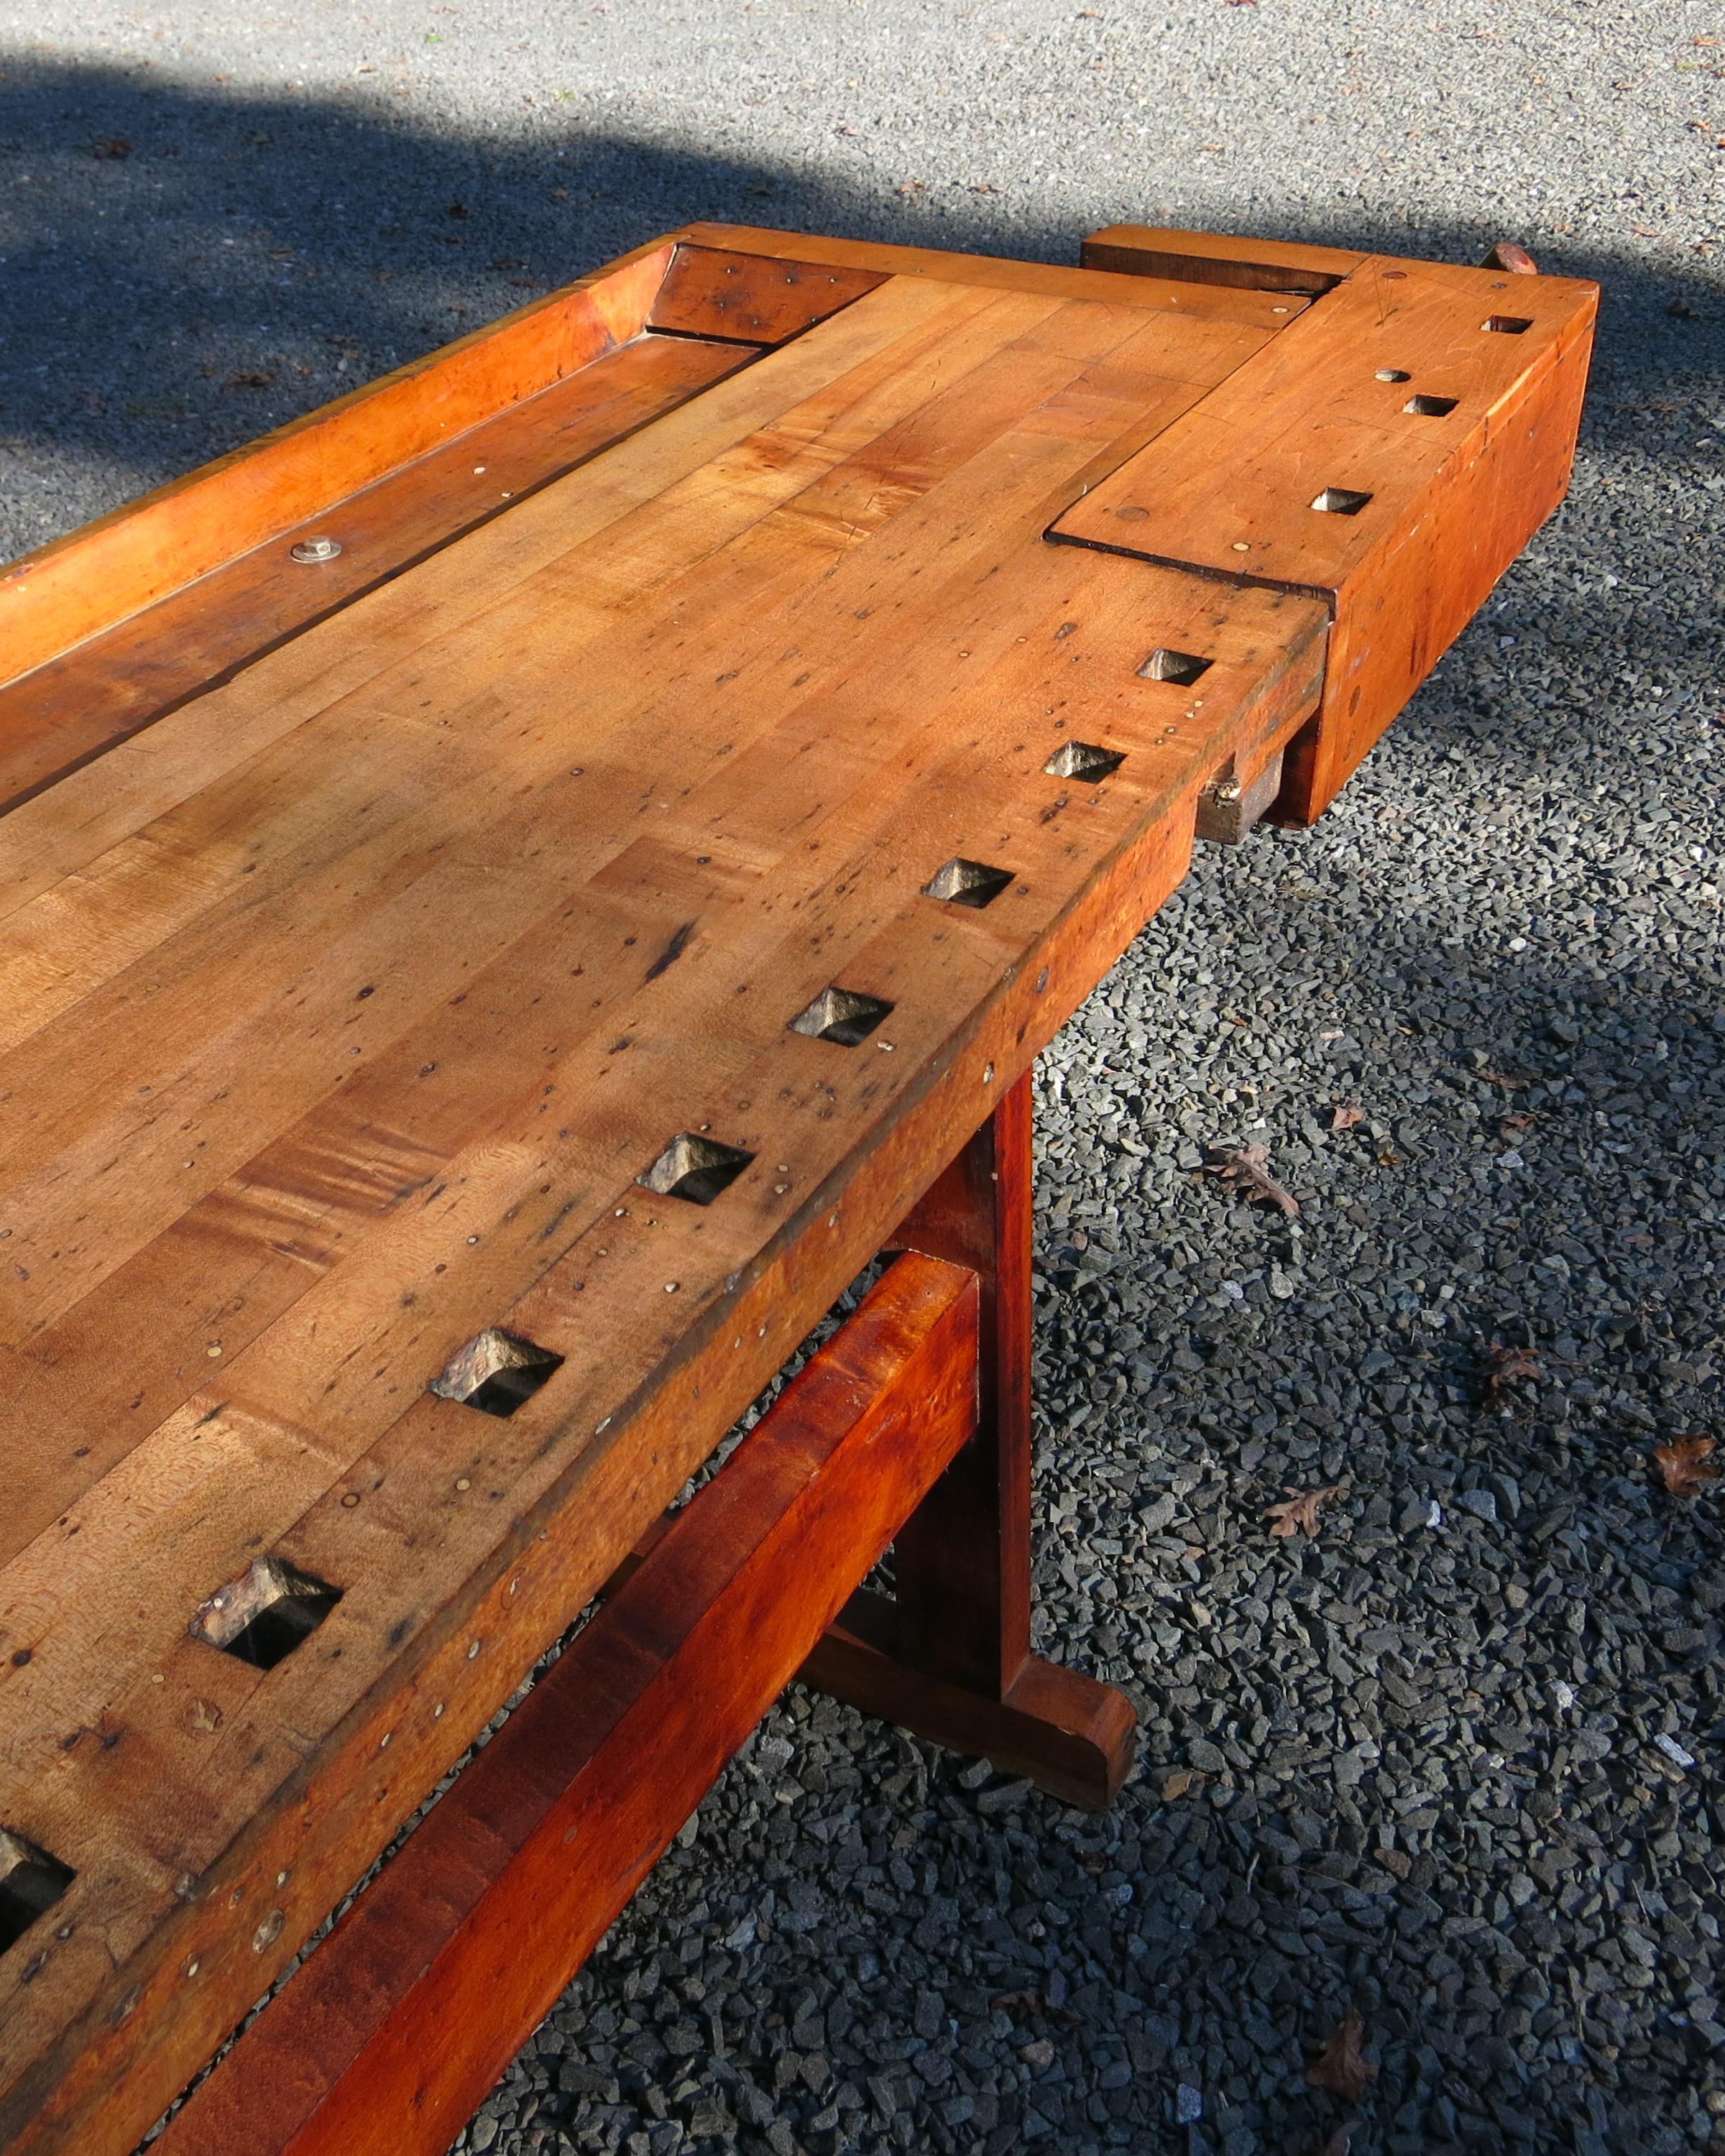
[417,647,1208,1414]
[0,635,1218,1953]
[1322,321,1529,517]
[0,323,1526,1940]
[0,643,1216,1888]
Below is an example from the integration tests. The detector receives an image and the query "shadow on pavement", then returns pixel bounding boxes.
[0,52,1719,556]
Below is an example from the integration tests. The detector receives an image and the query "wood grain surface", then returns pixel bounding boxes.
[0,218,1589,2155]
[149,1251,980,2156]
[1050,244,1597,814]
[0,239,1326,2156]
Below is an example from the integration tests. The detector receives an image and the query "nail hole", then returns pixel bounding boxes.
[638,1133,756,1205]
[430,1328,564,1417]
[1403,395,1458,417]
[1044,741,1125,783]
[1374,369,1411,382]
[1481,315,1532,334]
[921,858,1015,909]
[788,986,895,1047]
[190,1557,342,1669]
[1310,487,1374,516]
[1138,648,1213,686]
[0,1830,74,1957]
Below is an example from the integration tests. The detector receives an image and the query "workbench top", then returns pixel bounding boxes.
[0,224,1594,2156]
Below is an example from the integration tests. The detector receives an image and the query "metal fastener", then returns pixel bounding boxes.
[289,535,342,564]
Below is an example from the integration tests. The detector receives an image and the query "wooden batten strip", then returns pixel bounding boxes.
[1080,221,1369,293]
[0,239,681,691]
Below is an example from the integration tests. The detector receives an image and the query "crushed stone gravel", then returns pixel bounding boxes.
[3,3,1721,2152]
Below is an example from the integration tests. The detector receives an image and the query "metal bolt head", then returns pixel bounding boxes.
[290,535,342,564]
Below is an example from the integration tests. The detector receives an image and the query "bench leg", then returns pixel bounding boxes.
[799,1073,1138,1809]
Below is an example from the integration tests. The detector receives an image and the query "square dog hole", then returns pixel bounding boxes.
[1044,740,1125,783]
[190,1555,342,1670]
[0,1830,73,1958]
[921,858,1014,909]
[1404,394,1459,418]
[639,1132,756,1205]
[1137,648,1212,686]
[789,986,893,1047]
[431,1327,564,1416]
[1482,315,1532,334]
[1310,487,1374,515]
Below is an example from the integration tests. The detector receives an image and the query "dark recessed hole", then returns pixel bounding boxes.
[1482,315,1532,334]
[1374,368,1411,383]
[1137,648,1213,686]
[638,1132,756,1205]
[431,1327,565,1417]
[1044,740,1126,783]
[789,986,894,1047]
[1403,395,1459,418]
[1310,487,1374,516]
[921,858,1015,909]
[0,1830,74,1958]
[190,1555,343,1669]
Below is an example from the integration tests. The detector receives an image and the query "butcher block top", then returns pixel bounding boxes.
[0,223,1594,2155]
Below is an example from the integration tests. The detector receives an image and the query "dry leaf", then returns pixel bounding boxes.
[1266,1485,1340,1539]
[224,369,275,390]
[1330,1105,1366,1130]
[1500,1110,1540,1130]
[1162,1768,1201,1801]
[1307,2008,1376,2102]
[91,133,132,158]
[992,1986,1079,2025]
[1479,1069,1532,1089]
[1484,1342,1542,1397]
[1653,1434,1719,1496]
[1205,1143,1300,1217]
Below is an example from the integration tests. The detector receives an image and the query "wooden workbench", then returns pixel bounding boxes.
[0,222,1594,2156]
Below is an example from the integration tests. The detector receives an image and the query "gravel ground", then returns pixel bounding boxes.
[4,4,1723,2154]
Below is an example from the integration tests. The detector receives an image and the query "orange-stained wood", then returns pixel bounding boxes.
[888,1072,1034,1700]
[648,242,886,343]
[150,1252,980,2156]
[1276,306,1592,816]
[673,220,1313,332]
[1080,220,1368,294]
[1050,246,1598,815]
[0,248,1327,2156]
[0,240,677,688]
[0,334,752,816]
[0,217,1587,2156]
[801,1586,1138,1811]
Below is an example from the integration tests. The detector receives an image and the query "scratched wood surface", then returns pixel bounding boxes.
[0,221,1590,2155]
[1054,236,1598,814]
[0,235,1327,2156]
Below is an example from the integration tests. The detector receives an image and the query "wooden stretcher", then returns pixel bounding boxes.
[0,221,1595,2156]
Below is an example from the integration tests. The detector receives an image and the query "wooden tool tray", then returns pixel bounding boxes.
[0,221,1594,2156]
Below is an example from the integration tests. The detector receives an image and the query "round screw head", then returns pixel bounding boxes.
[290,535,342,563]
